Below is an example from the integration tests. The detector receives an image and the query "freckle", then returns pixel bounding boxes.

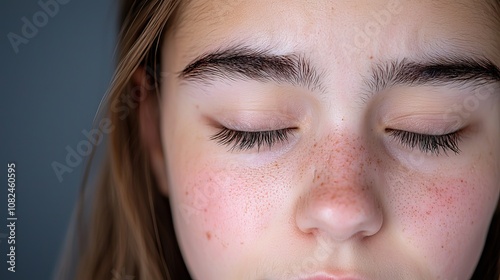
[185,191,189,196]
[206,231,211,240]
[369,56,373,59]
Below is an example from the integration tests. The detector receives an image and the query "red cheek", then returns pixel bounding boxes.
[181,160,291,248]
[387,171,483,250]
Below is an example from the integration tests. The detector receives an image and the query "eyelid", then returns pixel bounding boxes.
[212,111,300,132]
[375,92,475,134]
[216,120,292,132]
[382,115,465,135]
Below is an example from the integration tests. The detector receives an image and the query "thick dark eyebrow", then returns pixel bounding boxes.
[178,46,324,92]
[366,56,500,93]
[179,46,500,97]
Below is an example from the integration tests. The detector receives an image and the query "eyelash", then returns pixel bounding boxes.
[210,127,463,155]
[387,129,462,155]
[210,127,294,151]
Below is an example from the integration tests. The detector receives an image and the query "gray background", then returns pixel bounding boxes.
[0,0,118,279]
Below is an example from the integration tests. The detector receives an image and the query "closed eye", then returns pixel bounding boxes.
[210,127,295,152]
[387,129,462,155]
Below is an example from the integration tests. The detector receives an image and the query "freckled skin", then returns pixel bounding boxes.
[157,0,500,279]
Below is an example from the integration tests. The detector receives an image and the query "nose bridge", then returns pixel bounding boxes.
[312,133,370,213]
[296,132,382,241]
[313,132,368,186]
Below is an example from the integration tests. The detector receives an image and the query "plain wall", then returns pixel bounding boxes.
[0,0,118,279]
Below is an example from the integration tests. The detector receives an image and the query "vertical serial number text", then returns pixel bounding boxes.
[7,163,16,273]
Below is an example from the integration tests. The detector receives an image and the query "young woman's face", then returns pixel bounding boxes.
[157,0,500,279]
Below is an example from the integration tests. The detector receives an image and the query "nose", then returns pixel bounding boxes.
[295,138,383,242]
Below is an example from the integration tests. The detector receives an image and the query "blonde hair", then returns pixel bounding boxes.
[57,1,189,279]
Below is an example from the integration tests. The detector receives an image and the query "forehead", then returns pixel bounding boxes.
[167,0,500,66]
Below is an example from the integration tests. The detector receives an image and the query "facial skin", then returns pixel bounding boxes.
[148,0,500,279]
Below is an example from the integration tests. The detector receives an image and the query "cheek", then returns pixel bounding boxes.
[170,157,292,260]
[385,166,499,277]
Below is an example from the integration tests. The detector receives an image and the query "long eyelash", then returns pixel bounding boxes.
[388,129,462,155]
[210,128,294,151]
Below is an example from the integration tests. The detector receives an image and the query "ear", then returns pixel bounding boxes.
[133,66,169,197]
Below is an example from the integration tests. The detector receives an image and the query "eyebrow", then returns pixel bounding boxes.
[366,56,500,93]
[179,45,500,95]
[178,46,324,92]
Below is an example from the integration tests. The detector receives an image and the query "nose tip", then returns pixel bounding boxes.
[296,186,383,242]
